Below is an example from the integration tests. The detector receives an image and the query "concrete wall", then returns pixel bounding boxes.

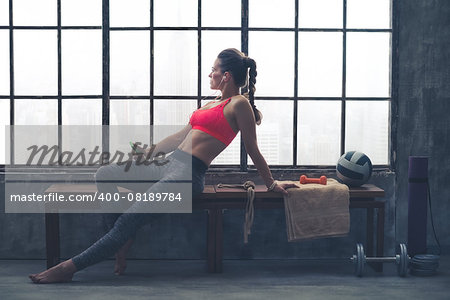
[0,0,449,260]
[395,0,450,254]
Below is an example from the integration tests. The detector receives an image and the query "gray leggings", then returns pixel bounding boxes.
[72,149,208,271]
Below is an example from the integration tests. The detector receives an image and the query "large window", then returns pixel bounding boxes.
[0,0,392,168]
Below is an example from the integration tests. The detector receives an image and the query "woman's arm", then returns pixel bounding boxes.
[234,98,298,194]
[234,98,274,187]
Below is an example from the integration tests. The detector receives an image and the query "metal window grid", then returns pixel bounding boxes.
[1,0,395,171]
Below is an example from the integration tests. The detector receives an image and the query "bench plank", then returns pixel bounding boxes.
[214,184,384,198]
[44,183,384,198]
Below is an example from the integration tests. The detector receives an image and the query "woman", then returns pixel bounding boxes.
[29,48,298,283]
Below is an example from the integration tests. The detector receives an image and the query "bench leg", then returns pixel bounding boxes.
[366,204,385,273]
[376,205,385,272]
[206,208,224,273]
[45,212,60,269]
[215,209,224,273]
[206,209,216,273]
[366,207,382,272]
[366,208,374,258]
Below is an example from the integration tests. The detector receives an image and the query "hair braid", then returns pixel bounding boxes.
[245,57,261,125]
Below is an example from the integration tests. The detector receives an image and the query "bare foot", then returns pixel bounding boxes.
[29,259,77,284]
[114,239,134,275]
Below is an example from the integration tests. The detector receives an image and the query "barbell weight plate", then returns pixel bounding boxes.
[353,244,359,276]
[397,243,408,277]
[396,244,403,276]
[354,244,360,277]
[402,244,409,276]
[355,243,365,277]
[359,244,366,276]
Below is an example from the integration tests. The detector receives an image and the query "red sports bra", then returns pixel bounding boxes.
[189,97,238,146]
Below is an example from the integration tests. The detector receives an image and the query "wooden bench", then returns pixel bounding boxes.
[44,183,385,273]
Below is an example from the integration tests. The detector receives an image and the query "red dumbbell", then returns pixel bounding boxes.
[299,175,327,185]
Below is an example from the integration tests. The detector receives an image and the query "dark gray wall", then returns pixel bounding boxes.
[0,0,449,260]
[395,0,450,254]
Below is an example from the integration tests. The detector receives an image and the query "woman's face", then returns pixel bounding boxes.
[209,58,224,90]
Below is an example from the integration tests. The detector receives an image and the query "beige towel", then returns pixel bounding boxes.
[282,178,350,242]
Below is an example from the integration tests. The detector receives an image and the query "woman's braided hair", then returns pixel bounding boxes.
[217,48,262,125]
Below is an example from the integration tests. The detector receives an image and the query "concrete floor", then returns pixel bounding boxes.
[1,257,449,300]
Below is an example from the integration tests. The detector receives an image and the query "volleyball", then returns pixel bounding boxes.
[336,151,373,187]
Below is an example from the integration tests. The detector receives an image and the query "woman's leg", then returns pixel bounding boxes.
[29,150,207,283]
[95,157,170,195]
[97,158,171,274]
[29,154,196,283]
[114,237,134,275]
[70,154,204,271]
[102,212,134,275]
[71,211,152,271]
[29,210,151,283]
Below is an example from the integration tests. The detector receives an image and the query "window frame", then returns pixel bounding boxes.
[0,0,396,172]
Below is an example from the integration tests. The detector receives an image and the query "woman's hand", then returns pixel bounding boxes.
[272,182,300,196]
[131,143,149,160]
[131,145,144,155]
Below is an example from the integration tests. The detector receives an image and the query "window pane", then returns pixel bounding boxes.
[0,0,8,26]
[0,99,9,164]
[62,99,102,125]
[14,100,57,164]
[110,0,150,27]
[346,32,390,97]
[154,0,197,27]
[298,32,342,97]
[202,0,240,27]
[0,30,9,95]
[211,131,240,165]
[154,31,197,96]
[13,0,56,26]
[61,0,102,26]
[299,0,343,28]
[200,99,217,107]
[297,101,341,165]
[201,31,241,96]
[110,31,150,96]
[249,32,294,97]
[62,30,102,95]
[152,100,194,154]
[155,99,197,125]
[347,0,391,29]
[62,99,102,162]
[249,0,295,28]
[345,101,389,165]
[61,124,102,165]
[111,100,150,125]
[248,100,293,165]
[110,100,151,157]
[14,30,57,95]
[14,99,57,125]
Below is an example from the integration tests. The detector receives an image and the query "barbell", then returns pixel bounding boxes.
[351,243,409,277]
